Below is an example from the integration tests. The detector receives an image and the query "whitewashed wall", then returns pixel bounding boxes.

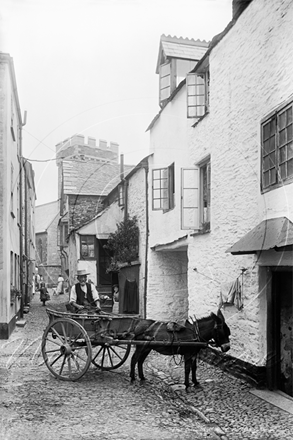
[187,0,293,365]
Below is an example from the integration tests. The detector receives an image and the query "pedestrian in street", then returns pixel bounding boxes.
[112,284,119,314]
[69,269,102,312]
[56,274,65,295]
[40,281,50,306]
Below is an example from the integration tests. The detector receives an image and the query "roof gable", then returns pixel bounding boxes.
[35,200,59,233]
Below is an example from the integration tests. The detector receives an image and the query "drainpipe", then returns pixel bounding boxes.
[19,110,27,319]
[143,160,149,319]
[120,154,128,220]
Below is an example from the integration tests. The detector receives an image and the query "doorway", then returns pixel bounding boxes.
[267,268,293,397]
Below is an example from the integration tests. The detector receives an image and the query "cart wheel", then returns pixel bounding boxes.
[42,318,92,381]
[91,343,131,370]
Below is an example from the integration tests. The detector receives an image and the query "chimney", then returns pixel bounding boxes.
[88,136,96,147]
[99,139,108,150]
[232,0,252,20]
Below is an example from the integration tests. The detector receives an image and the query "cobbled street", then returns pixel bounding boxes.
[1,292,293,440]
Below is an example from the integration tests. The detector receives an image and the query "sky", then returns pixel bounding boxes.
[1,0,232,206]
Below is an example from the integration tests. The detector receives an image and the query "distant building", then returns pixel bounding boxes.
[35,201,60,286]
[55,133,133,282]
[0,53,36,338]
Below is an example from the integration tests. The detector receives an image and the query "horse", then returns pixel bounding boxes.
[129,309,231,392]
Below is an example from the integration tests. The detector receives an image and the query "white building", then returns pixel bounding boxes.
[146,0,293,396]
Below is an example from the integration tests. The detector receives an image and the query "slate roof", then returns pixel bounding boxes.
[62,160,134,196]
[156,35,209,73]
[35,200,59,233]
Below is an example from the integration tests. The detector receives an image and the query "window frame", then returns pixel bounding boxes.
[187,70,209,119]
[261,98,293,192]
[181,157,211,232]
[80,235,96,260]
[152,163,175,212]
[159,59,176,106]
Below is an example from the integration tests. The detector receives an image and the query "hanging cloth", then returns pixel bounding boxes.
[123,279,139,314]
[219,277,243,310]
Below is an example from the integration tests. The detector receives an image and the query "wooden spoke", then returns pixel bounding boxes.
[91,343,131,370]
[42,318,92,381]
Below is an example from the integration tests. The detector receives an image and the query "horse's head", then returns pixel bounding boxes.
[210,309,231,352]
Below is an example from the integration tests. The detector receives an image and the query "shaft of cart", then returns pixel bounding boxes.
[101,339,208,348]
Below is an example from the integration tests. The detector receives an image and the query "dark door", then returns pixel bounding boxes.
[97,239,112,286]
[271,269,293,397]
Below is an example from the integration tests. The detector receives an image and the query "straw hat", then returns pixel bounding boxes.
[76,269,90,277]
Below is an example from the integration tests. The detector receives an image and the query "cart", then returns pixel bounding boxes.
[41,306,208,381]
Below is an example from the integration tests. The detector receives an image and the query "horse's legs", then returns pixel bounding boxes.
[137,348,151,381]
[184,353,192,391]
[191,352,200,386]
[130,346,142,382]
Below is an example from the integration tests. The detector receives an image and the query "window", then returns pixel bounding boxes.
[159,60,176,105]
[118,183,125,207]
[187,70,209,119]
[261,100,293,190]
[11,96,16,141]
[80,235,95,259]
[181,158,211,230]
[10,163,15,217]
[152,163,175,211]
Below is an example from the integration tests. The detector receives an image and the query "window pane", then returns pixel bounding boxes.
[153,169,161,179]
[153,199,161,210]
[288,142,293,159]
[263,123,270,141]
[197,106,205,117]
[263,155,270,172]
[287,124,292,142]
[287,158,293,177]
[197,85,205,95]
[263,140,270,155]
[160,63,171,77]
[188,85,196,95]
[269,169,276,184]
[279,146,286,163]
[279,111,286,129]
[161,76,171,88]
[196,75,205,85]
[187,74,196,86]
[269,135,276,152]
[280,163,286,179]
[188,96,196,106]
[161,87,170,101]
[263,171,269,188]
[188,107,197,117]
[287,106,293,124]
[153,179,161,189]
[153,189,161,199]
[279,128,286,146]
[198,95,205,106]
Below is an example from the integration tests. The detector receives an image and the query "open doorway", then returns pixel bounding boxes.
[267,268,293,397]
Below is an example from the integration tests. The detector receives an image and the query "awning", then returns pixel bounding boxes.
[226,217,293,255]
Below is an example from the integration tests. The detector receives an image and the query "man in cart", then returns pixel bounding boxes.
[69,269,109,313]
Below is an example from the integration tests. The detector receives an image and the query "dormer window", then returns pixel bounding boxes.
[156,35,209,108]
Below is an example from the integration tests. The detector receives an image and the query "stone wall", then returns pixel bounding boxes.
[186,0,293,366]
[69,194,103,231]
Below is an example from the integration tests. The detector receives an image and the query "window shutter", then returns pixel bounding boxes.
[187,73,206,118]
[161,167,169,210]
[159,62,171,103]
[181,168,199,229]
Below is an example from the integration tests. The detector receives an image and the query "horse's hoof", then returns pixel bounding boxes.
[193,381,200,387]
